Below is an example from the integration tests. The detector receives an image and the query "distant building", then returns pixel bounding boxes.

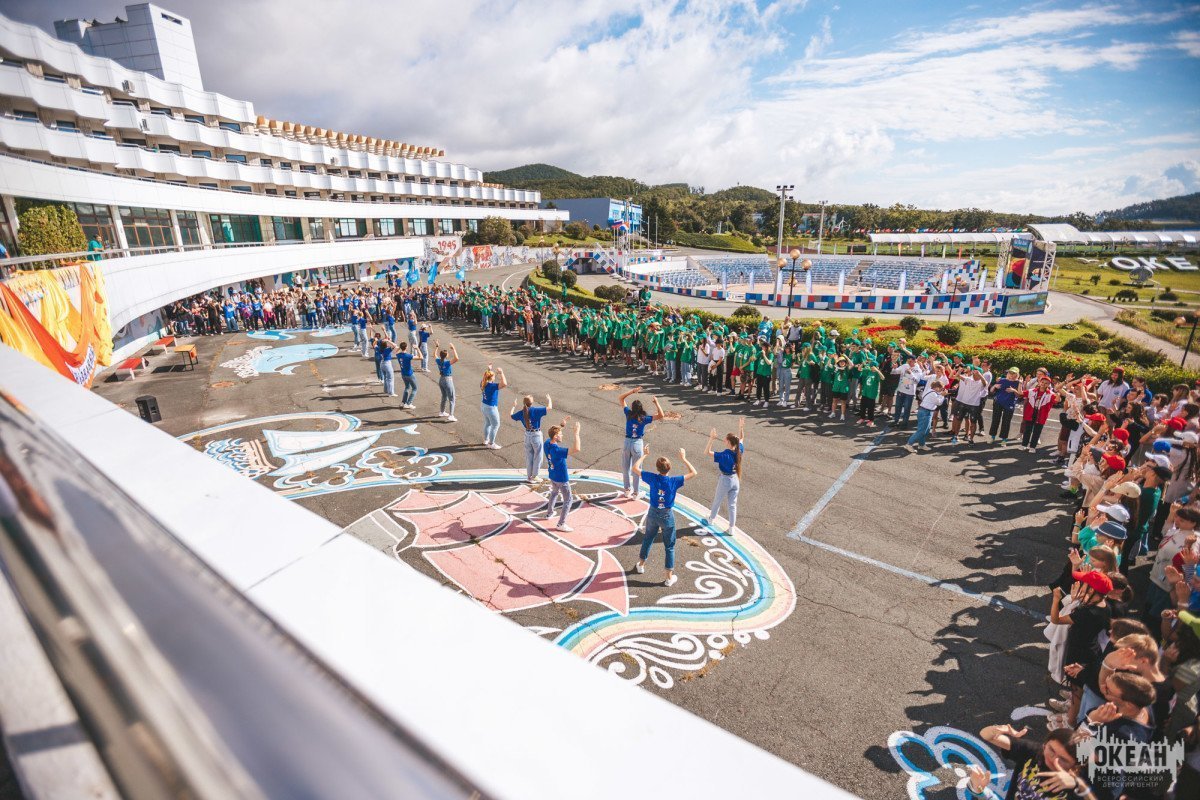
[543,197,642,232]
[54,2,204,90]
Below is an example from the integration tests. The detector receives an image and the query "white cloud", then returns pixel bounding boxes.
[804,15,832,60]
[1173,30,1200,57]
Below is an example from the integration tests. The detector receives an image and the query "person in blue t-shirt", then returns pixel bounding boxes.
[359,313,372,358]
[396,341,422,409]
[633,447,697,586]
[988,366,1022,444]
[383,309,397,343]
[405,311,419,350]
[223,301,238,333]
[419,324,432,372]
[480,365,508,449]
[704,417,745,533]
[540,420,581,531]
[510,394,553,483]
[617,386,667,499]
[434,340,459,421]
[378,337,396,397]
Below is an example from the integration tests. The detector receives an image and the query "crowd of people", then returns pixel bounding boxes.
[170,272,1200,797]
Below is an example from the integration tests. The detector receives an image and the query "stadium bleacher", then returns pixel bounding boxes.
[642,255,975,292]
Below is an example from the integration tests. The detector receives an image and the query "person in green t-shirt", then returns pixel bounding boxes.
[752,343,775,407]
[855,358,886,427]
[830,357,851,421]
[818,352,836,411]
[776,342,795,408]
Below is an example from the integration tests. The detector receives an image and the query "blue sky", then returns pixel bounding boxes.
[7,0,1199,214]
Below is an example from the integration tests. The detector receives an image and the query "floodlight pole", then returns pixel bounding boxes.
[775,184,794,259]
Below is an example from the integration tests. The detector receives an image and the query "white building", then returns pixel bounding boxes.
[0,5,566,344]
[54,3,205,91]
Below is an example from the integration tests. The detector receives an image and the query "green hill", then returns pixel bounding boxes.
[1101,192,1200,225]
[484,163,580,184]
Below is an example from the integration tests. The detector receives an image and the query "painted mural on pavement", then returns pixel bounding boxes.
[181,411,796,689]
[219,343,338,377]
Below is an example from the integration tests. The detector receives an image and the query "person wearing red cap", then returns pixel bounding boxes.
[1021,373,1057,453]
[1051,571,1112,694]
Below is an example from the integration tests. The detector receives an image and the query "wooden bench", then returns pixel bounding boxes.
[174,344,198,370]
[115,356,145,380]
[149,335,176,354]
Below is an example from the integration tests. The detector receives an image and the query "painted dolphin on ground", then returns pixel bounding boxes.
[247,329,295,341]
[220,343,338,377]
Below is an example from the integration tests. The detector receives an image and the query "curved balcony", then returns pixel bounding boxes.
[0,64,110,120]
[0,19,255,122]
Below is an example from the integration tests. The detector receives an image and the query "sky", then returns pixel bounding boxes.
[5,0,1200,215]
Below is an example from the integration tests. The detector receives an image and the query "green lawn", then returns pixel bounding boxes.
[1050,257,1200,305]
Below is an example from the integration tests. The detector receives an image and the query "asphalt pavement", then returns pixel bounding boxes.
[93,262,1078,799]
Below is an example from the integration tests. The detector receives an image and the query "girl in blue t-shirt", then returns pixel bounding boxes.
[480,365,508,449]
[539,420,581,531]
[378,337,396,397]
[419,325,432,372]
[704,417,745,533]
[396,341,422,409]
[616,386,667,498]
[434,340,459,421]
[633,447,698,587]
[510,394,553,483]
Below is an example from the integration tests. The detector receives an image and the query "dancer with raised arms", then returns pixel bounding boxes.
[539,418,581,532]
[511,393,553,483]
[617,386,666,499]
[434,340,459,421]
[480,364,508,449]
[705,417,745,533]
[633,447,698,587]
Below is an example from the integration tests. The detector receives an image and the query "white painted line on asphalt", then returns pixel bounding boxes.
[501,265,536,291]
[786,427,889,541]
[785,426,1045,621]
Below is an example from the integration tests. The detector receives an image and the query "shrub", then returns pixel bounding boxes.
[1010,321,1028,329]
[862,316,877,325]
[1089,275,1101,286]
[564,221,588,240]
[559,269,578,290]
[17,203,87,260]
[1064,335,1101,354]
[1108,278,1122,286]
[1115,289,1139,302]
[1038,326,1055,334]
[1061,323,1077,330]
[935,323,963,346]
[594,284,628,302]
[962,321,978,328]
[1082,289,1090,295]
[1160,291,1179,301]
[732,304,762,319]
[541,260,561,282]
[983,322,998,333]
[899,315,923,337]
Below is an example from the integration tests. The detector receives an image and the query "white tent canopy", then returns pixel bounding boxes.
[867,231,1029,244]
[1025,223,1199,245]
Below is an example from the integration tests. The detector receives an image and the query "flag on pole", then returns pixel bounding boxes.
[427,259,440,285]
[456,266,467,282]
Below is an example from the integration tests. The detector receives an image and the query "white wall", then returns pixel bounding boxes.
[102,237,423,330]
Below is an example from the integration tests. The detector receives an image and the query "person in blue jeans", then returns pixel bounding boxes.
[633,447,698,587]
[540,420,581,532]
[419,325,432,372]
[378,337,396,397]
[396,341,422,409]
[510,394,553,483]
[905,382,947,453]
[617,386,666,498]
[480,365,508,449]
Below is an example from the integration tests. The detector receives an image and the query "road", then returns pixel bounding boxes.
[95,261,1079,799]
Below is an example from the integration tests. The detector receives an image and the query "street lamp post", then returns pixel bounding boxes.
[775,184,794,258]
[1177,315,1198,367]
[816,200,827,254]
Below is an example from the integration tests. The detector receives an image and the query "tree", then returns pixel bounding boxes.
[17,203,87,260]
[639,195,676,240]
[477,216,516,245]
[564,221,588,240]
[559,269,578,290]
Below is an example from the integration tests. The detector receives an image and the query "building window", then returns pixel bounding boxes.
[68,203,117,248]
[299,164,317,174]
[157,144,181,153]
[410,218,430,236]
[119,206,175,249]
[272,217,303,241]
[467,219,479,233]
[12,109,38,122]
[438,219,455,235]
[309,218,325,240]
[209,214,262,244]
[230,185,252,193]
[374,218,396,237]
[191,149,212,159]
[284,190,297,198]
[177,211,202,246]
[54,119,78,131]
[304,191,321,199]
[225,153,247,163]
[183,114,205,124]
[334,218,365,239]
[259,158,272,167]
[279,161,292,170]
[150,107,172,117]
[218,121,241,133]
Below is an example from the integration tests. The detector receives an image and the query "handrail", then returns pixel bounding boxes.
[0,390,484,800]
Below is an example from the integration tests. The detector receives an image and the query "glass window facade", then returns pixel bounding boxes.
[119,206,175,249]
[309,218,325,240]
[335,218,365,239]
[209,214,263,244]
[272,217,303,241]
[373,218,397,237]
[411,218,430,236]
[68,203,118,248]
[177,211,202,246]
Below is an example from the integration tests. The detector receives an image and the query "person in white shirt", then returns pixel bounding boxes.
[891,356,925,428]
[706,339,726,394]
[950,366,987,444]
[905,380,947,452]
[1096,368,1130,412]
